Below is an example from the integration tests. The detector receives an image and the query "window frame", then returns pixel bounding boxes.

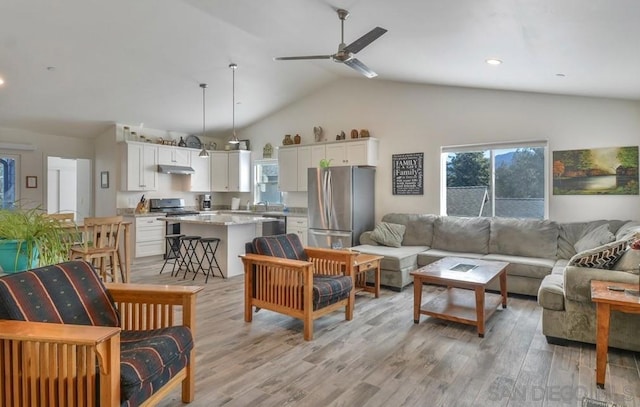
[441,140,549,219]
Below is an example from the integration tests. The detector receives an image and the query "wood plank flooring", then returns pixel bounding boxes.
[129,257,640,407]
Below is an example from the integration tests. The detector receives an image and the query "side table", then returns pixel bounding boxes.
[590,280,640,388]
[353,253,383,298]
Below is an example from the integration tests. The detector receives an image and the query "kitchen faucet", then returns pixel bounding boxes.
[256,201,269,211]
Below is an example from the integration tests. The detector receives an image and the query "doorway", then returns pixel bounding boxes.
[0,154,19,208]
[47,156,93,220]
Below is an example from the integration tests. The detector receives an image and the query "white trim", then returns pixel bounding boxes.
[441,139,548,153]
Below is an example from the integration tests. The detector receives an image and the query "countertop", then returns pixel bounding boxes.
[156,214,278,226]
[123,210,307,218]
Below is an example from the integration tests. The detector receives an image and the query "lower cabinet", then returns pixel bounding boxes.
[128,216,166,258]
[286,216,308,246]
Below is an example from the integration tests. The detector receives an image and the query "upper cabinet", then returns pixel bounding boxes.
[324,138,379,166]
[210,150,250,192]
[120,142,158,191]
[158,145,191,166]
[278,138,378,192]
[189,150,211,192]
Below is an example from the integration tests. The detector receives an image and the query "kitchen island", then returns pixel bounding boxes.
[158,214,276,278]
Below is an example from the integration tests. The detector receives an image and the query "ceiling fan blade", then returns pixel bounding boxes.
[274,55,332,61]
[344,58,378,78]
[343,27,387,54]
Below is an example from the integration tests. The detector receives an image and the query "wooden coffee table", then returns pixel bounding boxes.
[411,256,508,337]
[353,253,383,298]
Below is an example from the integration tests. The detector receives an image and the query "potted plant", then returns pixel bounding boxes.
[0,206,72,273]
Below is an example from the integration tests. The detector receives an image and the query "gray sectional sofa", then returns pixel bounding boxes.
[352,213,640,350]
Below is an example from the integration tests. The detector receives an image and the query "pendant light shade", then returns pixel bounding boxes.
[199,83,210,158]
[228,63,240,144]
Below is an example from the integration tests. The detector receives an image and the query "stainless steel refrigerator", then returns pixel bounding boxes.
[307,166,375,248]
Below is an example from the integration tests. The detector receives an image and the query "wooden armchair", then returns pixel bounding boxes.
[241,234,357,340]
[0,260,203,407]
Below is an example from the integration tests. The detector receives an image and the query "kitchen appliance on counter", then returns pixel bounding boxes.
[199,194,212,211]
[149,198,200,259]
[307,166,375,249]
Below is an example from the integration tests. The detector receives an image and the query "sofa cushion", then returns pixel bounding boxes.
[613,246,640,274]
[568,240,628,269]
[0,260,120,327]
[432,216,490,254]
[370,222,406,248]
[482,254,556,279]
[616,221,640,241]
[252,234,308,261]
[312,275,352,310]
[573,223,615,253]
[557,222,588,260]
[552,259,569,275]
[120,326,193,402]
[489,217,558,259]
[352,244,428,272]
[538,274,564,311]
[381,213,436,246]
[417,249,484,266]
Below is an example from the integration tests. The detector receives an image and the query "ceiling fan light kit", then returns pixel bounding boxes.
[275,8,387,78]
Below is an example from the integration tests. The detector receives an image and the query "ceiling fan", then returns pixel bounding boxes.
[274,8,387,78]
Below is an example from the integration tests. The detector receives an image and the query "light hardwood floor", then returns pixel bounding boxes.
[129,257,640,407]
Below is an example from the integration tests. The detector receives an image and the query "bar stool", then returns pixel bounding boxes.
[177,236,202,279]
[198,237,223,282]
[160,233,184,275]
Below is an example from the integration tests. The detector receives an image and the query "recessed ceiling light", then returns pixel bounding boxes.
[46,66,56,71]
[486,58,502,65]
[0,77,4,86]
[556,73,566,77]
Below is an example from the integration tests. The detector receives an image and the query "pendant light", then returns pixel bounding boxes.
[228,63,240,144]
[198,83,210,158]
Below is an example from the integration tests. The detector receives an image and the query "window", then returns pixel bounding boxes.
[442,141,548,219]
[0,154,19,208]
[253,159,282,204]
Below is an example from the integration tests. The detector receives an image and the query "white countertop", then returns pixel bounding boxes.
[156,214,277,226]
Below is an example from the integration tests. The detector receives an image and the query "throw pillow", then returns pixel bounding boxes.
[370,222,406,248]
[613,247,640,274]
[574,224,615,253]
[568,240,628,270]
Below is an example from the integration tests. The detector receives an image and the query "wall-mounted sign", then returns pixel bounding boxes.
[392,152,424,195]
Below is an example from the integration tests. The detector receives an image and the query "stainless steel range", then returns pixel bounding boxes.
[149,198,199,259]
[149,198,200,217]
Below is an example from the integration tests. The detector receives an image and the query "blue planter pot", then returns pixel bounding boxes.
[0,239,39,273]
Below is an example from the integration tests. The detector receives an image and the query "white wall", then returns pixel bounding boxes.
[240,78,640,222]
[0,126,94,209]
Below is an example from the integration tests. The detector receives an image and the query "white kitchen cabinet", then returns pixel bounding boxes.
[158,145,191,166]
[120,142,158,191]
[210,150,250,192]
[126,215,166,258]
[277,145,324,192]
[324,138,379,166]
[189,150,211,192]
[277,147,298,192]
[287,216,308,246]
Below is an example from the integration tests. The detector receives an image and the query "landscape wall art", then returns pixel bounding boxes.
[553,146,639,195]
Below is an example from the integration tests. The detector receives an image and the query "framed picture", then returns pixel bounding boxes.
[100,171,109,189]
[553,146,639,195]
[26,176,37,189]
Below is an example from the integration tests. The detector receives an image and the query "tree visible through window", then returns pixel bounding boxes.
[443,143,547,219]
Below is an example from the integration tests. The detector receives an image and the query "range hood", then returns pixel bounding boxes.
[157,164,195,175]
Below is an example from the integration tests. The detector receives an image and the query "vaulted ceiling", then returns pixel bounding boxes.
[2,0,640,139]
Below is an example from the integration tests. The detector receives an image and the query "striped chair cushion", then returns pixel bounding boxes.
[120,327,194,406]
[252,233,308,261]
[0,260,120,327]
[313,274,353,310]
